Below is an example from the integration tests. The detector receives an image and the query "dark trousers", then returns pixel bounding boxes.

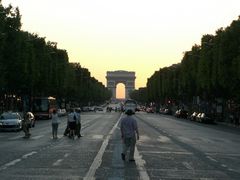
[23,122,30,137]
[122,136,136,160]
[64,124,69,136]
[75,123,81,136]
[52,123,58,138]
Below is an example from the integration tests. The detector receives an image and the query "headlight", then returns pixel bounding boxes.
[0,122,3,126]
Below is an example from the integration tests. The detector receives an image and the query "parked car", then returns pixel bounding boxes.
[196,113,202,122]
[95,106,103,111]
[74,107,82,113]
[159,108,166,114]
[190,112,198,121]
[82,106,90,112]
[163,108,172,115]
[146,107,154,113]
[89,106,96,112]
[175,109,188,119]
[196,113,214,123]
[0,112,23,131]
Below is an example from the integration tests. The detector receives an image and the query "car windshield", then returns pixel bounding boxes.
[0,113,18,120]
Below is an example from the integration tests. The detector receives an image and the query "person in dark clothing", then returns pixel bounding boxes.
[120,109,139,162]
[75,108,82,138]
[22,112,33,138]
[68,109,77,139]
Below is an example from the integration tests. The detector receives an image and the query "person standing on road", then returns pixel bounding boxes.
[68,108,77,139]
[75,108,82,138]
[51,109,60,139]
[22,112,32,138]
[120,109,139,162]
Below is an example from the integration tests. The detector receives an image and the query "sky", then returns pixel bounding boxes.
[2,0,240,98]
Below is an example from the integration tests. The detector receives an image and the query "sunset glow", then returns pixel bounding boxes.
[2,0,240,98]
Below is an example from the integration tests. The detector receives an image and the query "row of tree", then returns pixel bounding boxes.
[131,16,240,113]
[0,3,111,111]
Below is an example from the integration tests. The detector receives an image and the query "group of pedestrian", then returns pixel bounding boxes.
[64,108,82,139]
[22,108,82,140]
[22,107,138,162]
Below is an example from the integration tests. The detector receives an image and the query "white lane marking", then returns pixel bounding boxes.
[84,114,123,180]
[52,153,70,166]
[157,135,170,143]
[135,147,150,180]
[9,135,44,140]
[9,135,23,140]
[205,152,240,157]
[182,162,194,170]
[92,135,104,139]
[64,153,70,158]
[5,159,21,167]
[138,135,151,141]
[221,164,227,168]
[31,135,44,140]
[0,151,38,171]
[206,156,218,162]
[53,159,63,166]
[58,135,63,139]
[0,159,22,170]
[140,151,192,155]
[22,151,37,159]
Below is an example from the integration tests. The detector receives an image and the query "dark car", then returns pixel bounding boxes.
[163,108,172,115]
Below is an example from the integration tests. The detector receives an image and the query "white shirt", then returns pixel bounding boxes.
[68,112,76,122]
[52,113,59,124]
[76,112,81,124]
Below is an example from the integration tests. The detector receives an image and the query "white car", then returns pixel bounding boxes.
[0,112,23,131]
[57,109,67,116]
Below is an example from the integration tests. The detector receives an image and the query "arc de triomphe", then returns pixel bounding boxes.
[106,71,136,99]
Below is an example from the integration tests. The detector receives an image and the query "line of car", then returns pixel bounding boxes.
[174,109,214,124]
[153,107,214,124]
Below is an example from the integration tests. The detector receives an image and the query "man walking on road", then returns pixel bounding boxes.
[120,109,139,162]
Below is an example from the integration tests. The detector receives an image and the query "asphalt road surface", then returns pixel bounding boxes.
[0,110,240,180]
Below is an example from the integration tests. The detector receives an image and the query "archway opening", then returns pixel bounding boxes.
[116,83,125,99]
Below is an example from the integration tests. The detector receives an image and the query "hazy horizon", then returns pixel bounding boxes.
[2,0,240,98]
